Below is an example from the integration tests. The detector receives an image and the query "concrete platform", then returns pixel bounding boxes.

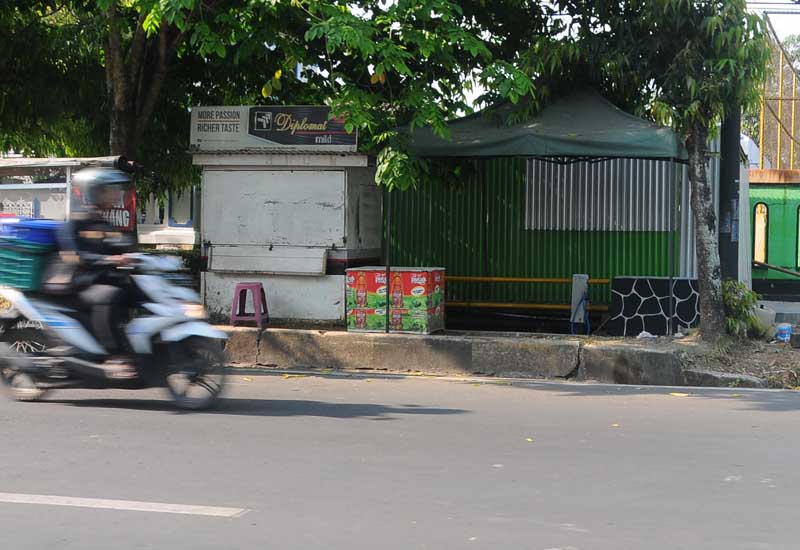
[220,327,723,386]
[760,300,800,324]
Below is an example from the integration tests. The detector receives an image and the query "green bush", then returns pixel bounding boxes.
[175,246,202,283]
[141,246,201,289]
[722,280,761,338]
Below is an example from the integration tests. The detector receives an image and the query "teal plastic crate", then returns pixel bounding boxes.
[0,238,54,291]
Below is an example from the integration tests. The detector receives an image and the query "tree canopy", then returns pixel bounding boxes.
[0,1,105,156]
[1,0,773,340]
[554,0,769,340]
[0,0,543,192]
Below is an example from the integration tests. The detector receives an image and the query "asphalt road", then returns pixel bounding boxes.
[1,371,799,550]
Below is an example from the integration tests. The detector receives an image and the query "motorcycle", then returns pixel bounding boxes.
[0,253,227,410]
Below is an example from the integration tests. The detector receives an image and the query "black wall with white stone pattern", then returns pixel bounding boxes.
[606,277,699,336]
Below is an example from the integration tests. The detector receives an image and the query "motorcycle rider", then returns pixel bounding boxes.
[41,167,138,378]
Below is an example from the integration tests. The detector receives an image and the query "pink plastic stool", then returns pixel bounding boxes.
[230,282,269,329]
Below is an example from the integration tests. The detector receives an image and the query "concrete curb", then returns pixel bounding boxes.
[577,343,684,386]
[683,369,766,389]
[220,327,766,388]
[224,327,580,379]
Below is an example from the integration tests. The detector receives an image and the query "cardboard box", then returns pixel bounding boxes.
[346,267,445,334]
[346,307,387,332]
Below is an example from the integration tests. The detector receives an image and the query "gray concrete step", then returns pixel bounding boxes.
[760,300,800,324]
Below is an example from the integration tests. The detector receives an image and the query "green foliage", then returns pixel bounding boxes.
[144,245,202,288]
[0,2,106,156]
[296,0,537,190]
[2,0,539,192]
[0,0,773,205]
[722,280,762,338]
[174,246,203,289]
[567,0,772,339]
[533,1,771,137]
[1,0,319,190]
[362,0,770,191]
[376,147,422,192]
[779,33,800,71]
[621,1,769,135]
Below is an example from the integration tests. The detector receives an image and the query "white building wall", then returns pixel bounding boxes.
[202,169,346,247]
[0,189,67,219]
[203,272,345,321]
[197,153,377,322]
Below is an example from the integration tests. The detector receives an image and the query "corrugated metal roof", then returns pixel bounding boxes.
[0,156,119,174]
[191,149,366,156]
[0,156,119,176]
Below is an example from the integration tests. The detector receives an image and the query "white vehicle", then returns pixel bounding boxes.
[0,253,227,410]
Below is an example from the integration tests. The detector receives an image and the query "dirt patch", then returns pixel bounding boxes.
[570,332,800,389]
[674,334,800,388]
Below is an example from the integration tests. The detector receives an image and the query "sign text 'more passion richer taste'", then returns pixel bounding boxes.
[189,106,357,152]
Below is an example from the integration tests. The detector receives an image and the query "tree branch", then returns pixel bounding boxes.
[127,13,148,88]
[128,0,218,149]
[170,0,221,57]
[135,26,170,145]
[24,1,67,31]
[168,28,191,58]
[106,7,128,111]
[134,41,151,119]
[135,3,198,134]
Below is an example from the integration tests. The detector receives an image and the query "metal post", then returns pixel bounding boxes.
[668,163,675,336]
[777,50,784,170]
[65,166,72,219]
[792,72,797,170]
[759,81,766,169]
[385,188,392,334]
[481,162,490,300]
[719,111,741,281]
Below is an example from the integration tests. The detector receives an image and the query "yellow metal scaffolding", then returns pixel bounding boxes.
[760,19,800,170]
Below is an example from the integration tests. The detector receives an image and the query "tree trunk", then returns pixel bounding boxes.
[104,11,173,159]
[686,123,725,340]
[105,9,136,157]
[108,104,136,157]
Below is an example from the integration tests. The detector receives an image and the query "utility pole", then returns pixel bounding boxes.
[718,110,741,281]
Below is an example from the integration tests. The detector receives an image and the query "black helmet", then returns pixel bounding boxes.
[71,167,131,207]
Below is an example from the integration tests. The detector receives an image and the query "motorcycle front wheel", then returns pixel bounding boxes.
[164,337,226,410]
[0,343,49,402]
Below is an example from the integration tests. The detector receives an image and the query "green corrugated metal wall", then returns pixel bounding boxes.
[749,185,800,280]
[387,158,675,306]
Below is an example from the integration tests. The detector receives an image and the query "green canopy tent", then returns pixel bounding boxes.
[407,90,684,161]
[382,90,686,334]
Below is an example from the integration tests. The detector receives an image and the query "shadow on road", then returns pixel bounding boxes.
[457,379,800,413]
[43,396,469,419]
[36,370,800,415]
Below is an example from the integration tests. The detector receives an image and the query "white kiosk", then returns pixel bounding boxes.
[191,106,381,322]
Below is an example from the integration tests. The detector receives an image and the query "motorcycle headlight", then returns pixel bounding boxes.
[182,303,207,319]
